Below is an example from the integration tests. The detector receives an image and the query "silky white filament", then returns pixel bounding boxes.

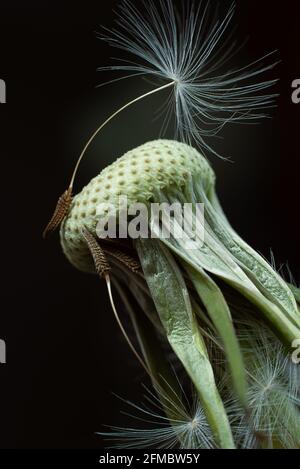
[98,0,278,157]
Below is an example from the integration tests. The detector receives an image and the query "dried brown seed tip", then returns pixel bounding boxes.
[43,188,73,239]
[105,247,141,274]
[81,227,111,278]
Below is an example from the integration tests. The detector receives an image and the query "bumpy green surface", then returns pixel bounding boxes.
[60,139,215,272]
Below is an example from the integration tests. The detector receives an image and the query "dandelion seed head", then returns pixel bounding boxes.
[61,139,215,272]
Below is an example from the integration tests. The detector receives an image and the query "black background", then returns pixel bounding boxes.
[0,0,299,449]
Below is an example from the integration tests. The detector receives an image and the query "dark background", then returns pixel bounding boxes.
[0,0,299,448]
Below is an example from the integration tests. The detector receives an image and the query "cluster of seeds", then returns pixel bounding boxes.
[60,140,215,272]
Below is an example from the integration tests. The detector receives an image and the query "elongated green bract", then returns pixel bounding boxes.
[289,283,300,306]
[113,278,184,419]
[185,263,247,407]
[152,180,300,346]
[136,238,235,449]
[205,187,300,328]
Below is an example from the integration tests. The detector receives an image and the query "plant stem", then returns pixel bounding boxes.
[69,81,175,189]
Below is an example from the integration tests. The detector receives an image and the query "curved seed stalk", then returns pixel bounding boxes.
[113,279,185,424]
[43,83,174,236]
[81,227,150,376]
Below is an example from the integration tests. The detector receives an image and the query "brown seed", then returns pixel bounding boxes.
[43,187,73,238]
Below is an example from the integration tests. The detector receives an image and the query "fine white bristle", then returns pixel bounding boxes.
[225,321,300,449]
[98,0,278,157]
[98,385,214,449]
